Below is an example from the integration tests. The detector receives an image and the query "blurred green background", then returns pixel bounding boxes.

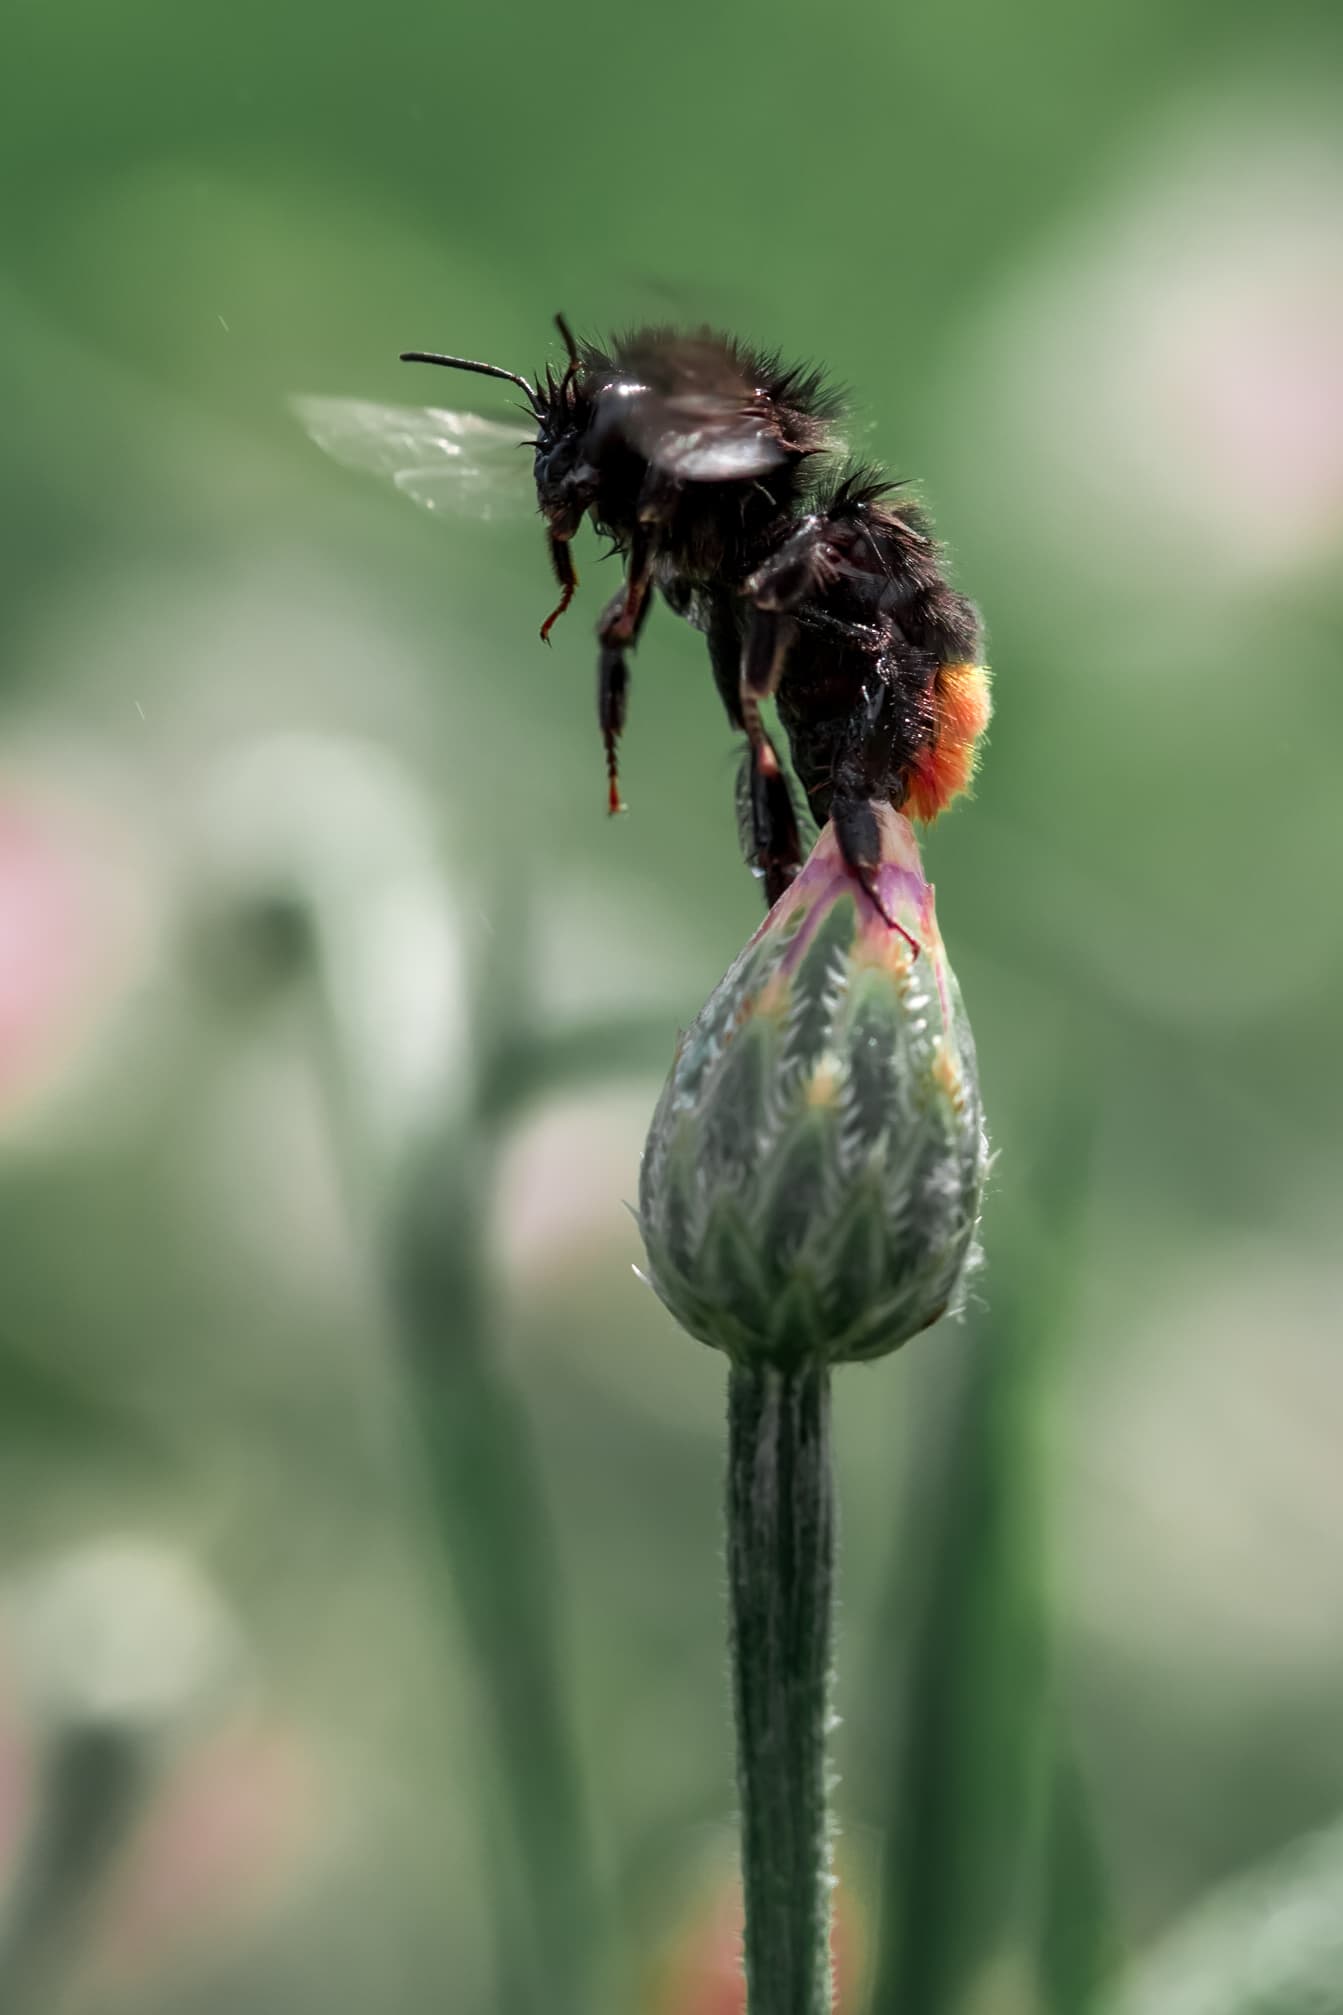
[0,0,1340,2008]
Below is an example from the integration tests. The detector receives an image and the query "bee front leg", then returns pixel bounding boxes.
[540,531,579,643]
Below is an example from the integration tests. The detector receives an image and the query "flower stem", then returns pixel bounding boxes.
[727,1361,836,2015]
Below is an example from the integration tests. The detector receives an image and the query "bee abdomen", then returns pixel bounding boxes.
[903,661,992,822]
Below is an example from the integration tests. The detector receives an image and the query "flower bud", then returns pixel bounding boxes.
[639,808,987,1365]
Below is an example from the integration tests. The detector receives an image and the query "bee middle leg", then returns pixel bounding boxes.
[706,592,802,902]
[595,534,654,815]
[738,516,836,779]
[738,607,798,781]
[736,748,804,909]
[740,604,805,904]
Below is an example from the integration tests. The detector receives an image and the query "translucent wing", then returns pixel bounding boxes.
[292,397,537,523]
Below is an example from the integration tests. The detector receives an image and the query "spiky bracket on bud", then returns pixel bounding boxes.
[640,807,987,1366]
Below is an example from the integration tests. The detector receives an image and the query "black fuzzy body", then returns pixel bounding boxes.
[532,326,838,584]
[755,475,983,839]
[407,319,986,916]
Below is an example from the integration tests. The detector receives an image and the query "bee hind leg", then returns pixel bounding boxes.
[832,788,920,957]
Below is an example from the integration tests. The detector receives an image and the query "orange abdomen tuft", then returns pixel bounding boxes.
[904,662,992,823]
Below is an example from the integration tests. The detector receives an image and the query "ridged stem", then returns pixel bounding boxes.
[727,1361,836,2015]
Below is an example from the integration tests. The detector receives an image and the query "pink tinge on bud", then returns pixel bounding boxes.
[641,794,985,1366]
[753,807,950,1016]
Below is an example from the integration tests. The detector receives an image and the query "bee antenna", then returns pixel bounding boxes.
[399,350,544,417]
[554,311,582,392]
[554,312,580,365]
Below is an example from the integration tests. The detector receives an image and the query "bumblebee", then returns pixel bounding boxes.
[299,317,990,934]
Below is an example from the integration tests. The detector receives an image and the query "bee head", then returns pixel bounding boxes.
[531,313,598,538]
[401,314,596,540]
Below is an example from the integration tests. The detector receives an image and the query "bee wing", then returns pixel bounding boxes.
[632,397,793,481]
[292,397,537,522]
[610,331,815,482]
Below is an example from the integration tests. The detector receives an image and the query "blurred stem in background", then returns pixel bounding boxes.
[1040,1745,1115,2014]
[386,1135,596,2015]
[197,736,663,2015]
[0,1725,148,2011]
[0,1541,245,2014]
[1105,1812,1343,2015]
[868,1095,1115,2014]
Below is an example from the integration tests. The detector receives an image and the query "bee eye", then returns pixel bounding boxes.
[537,434,579,486]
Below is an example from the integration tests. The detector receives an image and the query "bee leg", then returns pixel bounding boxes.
[737,746,804,909]
[610,528,654,642]
[738,606,797,779]
[831,679,922,954]
[703,592,803,904]
[705,591,746,730]
[595,543,654,815]
[831,786,920,957]
[738,518,832,778]
[540,531,578,643]
[597,647,630,816]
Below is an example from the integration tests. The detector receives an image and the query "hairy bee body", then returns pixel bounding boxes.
[400,318,990,922]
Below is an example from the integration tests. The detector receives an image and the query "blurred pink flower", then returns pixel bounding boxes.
[90,1716,318,1989]
[0,1660,33,1889]
[964,105,1343,598]
[496,1087,654,1285]
[0,788,146,1129]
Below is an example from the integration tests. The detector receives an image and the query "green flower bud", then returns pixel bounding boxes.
[640,809,987,1365]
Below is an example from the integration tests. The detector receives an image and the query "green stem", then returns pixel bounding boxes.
[727,1361,836,2015]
